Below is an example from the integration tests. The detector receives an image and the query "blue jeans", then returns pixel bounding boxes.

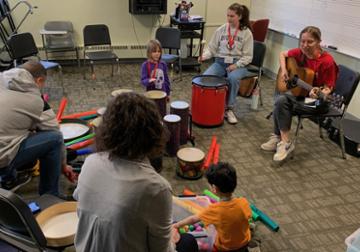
[0,131,63,196]
[203,57,249,109]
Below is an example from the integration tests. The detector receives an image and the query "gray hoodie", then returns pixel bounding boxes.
[0,68,60,168]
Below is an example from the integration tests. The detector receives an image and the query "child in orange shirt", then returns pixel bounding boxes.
[173,162,254,252]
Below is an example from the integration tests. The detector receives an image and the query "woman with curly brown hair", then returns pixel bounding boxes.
[73,93,198,252]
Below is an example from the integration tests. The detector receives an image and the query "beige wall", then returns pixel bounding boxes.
[9,0,249,58]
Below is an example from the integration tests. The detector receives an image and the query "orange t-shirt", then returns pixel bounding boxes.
[198,197,252,251]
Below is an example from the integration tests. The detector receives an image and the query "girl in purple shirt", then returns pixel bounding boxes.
[140,39,171,96]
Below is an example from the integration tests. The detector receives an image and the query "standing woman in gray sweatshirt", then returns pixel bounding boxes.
[200,3,253,124]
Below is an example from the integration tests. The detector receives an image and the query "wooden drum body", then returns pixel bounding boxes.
[170,101,190,145]
[145,90,167,118]
[176,147,205,180]
[164,114,181,157]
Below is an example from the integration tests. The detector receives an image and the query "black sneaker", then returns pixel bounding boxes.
[1,171,32,192]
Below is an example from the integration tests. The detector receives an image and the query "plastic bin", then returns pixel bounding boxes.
[172,196,216,252]
[346,228,360,252]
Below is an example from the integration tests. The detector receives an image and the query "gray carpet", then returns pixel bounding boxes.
[14,63,360,252]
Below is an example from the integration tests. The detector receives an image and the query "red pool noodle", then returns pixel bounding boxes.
[68,139,94,150]
[61,109,98,119]
[213,143,220,164]
[203,136,217,169]
[56,97,67,122]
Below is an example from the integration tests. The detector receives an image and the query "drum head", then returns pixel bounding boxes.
[170,101,189,109]
[36,202,78,247]
[97,107,106,115]
[192,75,227,88]
[111,89,133,97]
[164,114,181,123]
[60,119,90,142]
[177,147,205,162]
[145,90,167,100]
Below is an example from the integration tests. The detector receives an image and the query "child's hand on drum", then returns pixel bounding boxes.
[62,164,78,183]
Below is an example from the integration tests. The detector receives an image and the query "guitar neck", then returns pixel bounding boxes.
[294,77,313,92]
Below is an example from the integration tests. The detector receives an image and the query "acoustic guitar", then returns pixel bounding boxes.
[276,57,315,97]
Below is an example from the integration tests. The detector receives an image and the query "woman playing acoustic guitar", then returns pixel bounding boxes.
[261,26,338,162]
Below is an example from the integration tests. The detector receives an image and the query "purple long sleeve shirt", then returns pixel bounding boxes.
[140,60,171,96]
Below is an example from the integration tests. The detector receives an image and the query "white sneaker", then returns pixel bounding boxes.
[273,141,295,162]
[260,134,280,152]
[225,110,238,124]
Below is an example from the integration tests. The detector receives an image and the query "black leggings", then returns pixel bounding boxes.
[273,94,329,135]
[176,233,199,252]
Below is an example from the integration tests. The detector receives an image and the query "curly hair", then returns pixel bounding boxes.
[206,162,237,193]
[96,92,166,160]
[228,3,252,31]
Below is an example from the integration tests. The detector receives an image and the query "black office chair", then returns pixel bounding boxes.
[7,32,63,92]
[83,24,119,79]
[155,27,182,81]
[0,188,68,252]
[41,21,80,67]
[293,65,360,159]
[239,41,266,105]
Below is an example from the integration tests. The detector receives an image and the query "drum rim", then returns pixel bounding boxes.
[111,88,133,97]
[170,100,189,109]
[164,114,181,122]
[177,147,205,162]
[192,74,228,88]
[145,90,167,99]
[60,118,91,142]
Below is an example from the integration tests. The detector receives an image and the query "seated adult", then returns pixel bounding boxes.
[200,3,253,124]
[261,26,338,162]
[73,93,198,252]
[0,61,76,194]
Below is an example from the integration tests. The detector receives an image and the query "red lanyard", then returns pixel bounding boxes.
[227,23,239,50]
[147,61,158,79]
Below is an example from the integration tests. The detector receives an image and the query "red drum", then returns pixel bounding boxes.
[191,75,228,126]
[170,101,189,145]
[163,114,181,157]
[145,90,167,118]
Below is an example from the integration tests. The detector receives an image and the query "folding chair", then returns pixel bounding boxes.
[251,19,270,42]
[83,24,119,79]
[293,65,360,159]
[7,32,63,93]
[41,21,80,67]
[155,27,182,81]
[0,188,69,252]
[239,41,266,105]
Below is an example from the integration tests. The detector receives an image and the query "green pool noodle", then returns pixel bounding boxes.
[79,114,98,120]
[250,204,279,232]
[65,133,95,147]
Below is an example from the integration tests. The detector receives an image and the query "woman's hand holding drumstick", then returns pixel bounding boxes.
[198,40,207,63]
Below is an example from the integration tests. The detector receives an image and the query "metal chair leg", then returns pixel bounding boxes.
[318,117,324,139]
[294,116,302,146]
[90,61,95,80]
[339,121,346,159]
